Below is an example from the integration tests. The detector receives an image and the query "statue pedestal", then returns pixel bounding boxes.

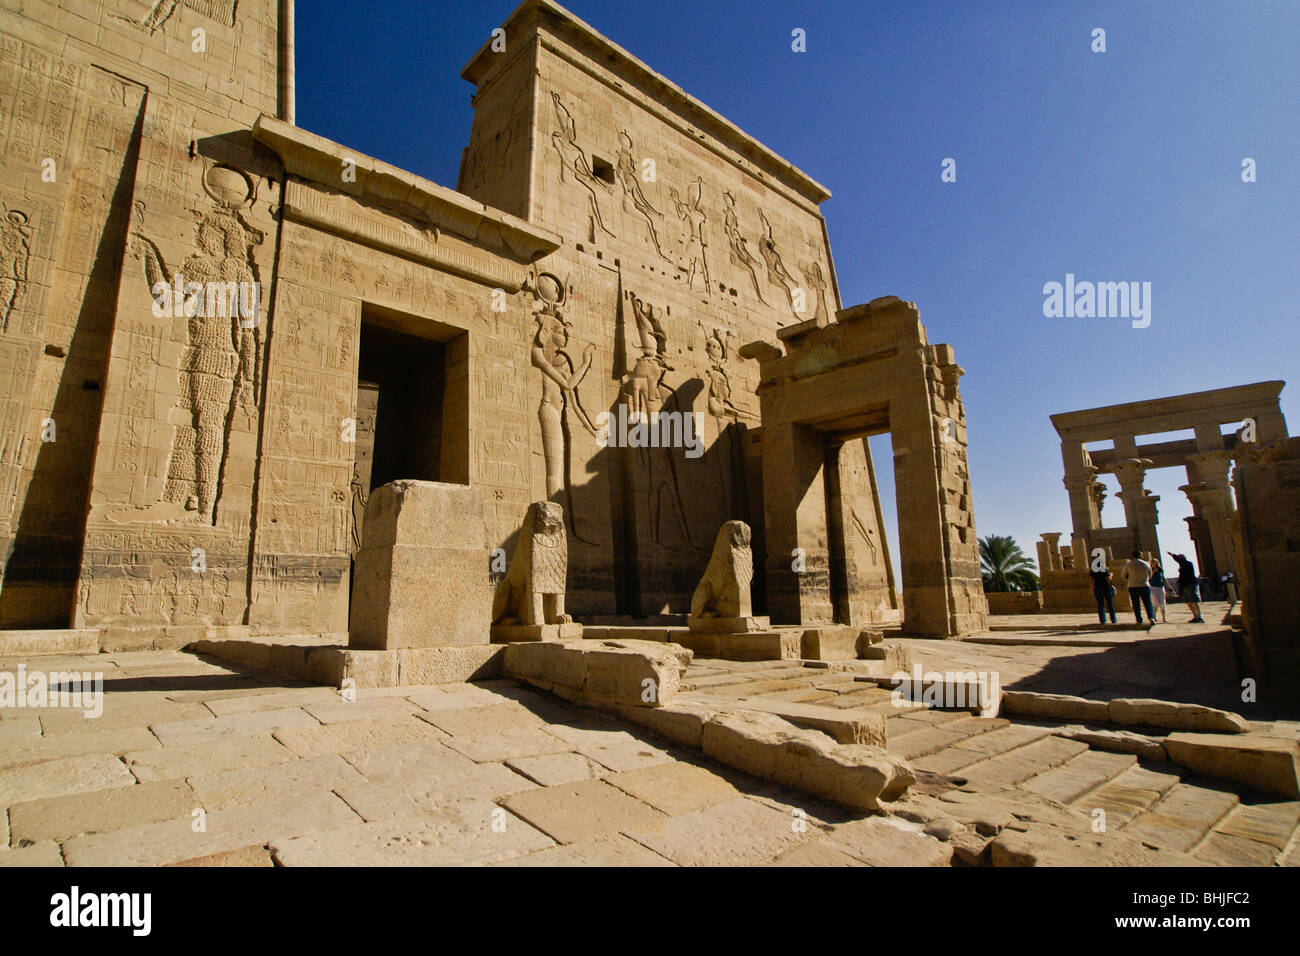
[491,623,583,643]
[687,615,770,634]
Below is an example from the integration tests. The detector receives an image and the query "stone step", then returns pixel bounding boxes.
[1071,763,1182,828]
[888,717,1009,762]
[1119,782,1240,853]
[1021,749,1137,804]
[957,736,1091,788]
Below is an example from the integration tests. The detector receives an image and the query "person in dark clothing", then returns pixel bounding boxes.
[1168,552,1204,623]
[1090,565,1117,624]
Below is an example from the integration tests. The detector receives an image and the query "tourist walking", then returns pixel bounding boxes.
[1168,552,1205,623]
[1123,550,1156,625]
[1149,558,1168,623]
[1090,564,1117,624]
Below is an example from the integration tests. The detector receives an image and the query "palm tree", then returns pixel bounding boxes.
[979,534,1040,592]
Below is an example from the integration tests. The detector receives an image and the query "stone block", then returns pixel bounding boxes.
[491,622,583,643]
[349,481,491,650]
[1162,733,1300,798]
[701,710,913,811]
[1107,698,1250,733]
[1001,691,1111,723]
[800,626,859,661]
[397,645,504,684]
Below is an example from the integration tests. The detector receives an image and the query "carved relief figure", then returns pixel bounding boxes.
[131,205,262,522]
[527,273,597,504]
[803,259,832,326]
[0,208,31,333]
[621,292,670,422]
[349,466,368,552]
[757,210,798,317]
[615,130,671,261]
[550,93,615,239]
[704,330,742,421]
[722,191,765,303]
[669,177,710,295]
[491,500,573,627]
[689,520,754,620]
[114,0,237,34]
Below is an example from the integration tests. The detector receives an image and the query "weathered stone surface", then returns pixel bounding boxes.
[351,481,491,650]
[397,646,504,685]
[1213,802,1300,850]
[338,739,476,785]
[271,716,444,759]
[0,754,135,804]
[827,817,952,866]
[1001,691,1111,723]
[1107,698,1250,733]
[496,834,675,867]
[1047,725,1168,761]
[335,763,536,821]
[62,791,361,867]
[701,710,913,811]
[1022,750,1137,804]
[0,841,63,866]
[1162,733,1300,798]
[499,778,665,844]
[608,700,718,748]
[0,727,160,767]
[764,841,867,866]
[504,639,687,708]
[271,800,553,866]
[688,693,886,747]
[125,734,297,784]
[167,845,276,867]
[990,824,1206,867]
[625,796,813,866]
[187,754,366,810]
[149,708,320,748]
[506,752,607,786]
[8,780,196,844]
[605,761,741,815]
[1192,831,1277,866]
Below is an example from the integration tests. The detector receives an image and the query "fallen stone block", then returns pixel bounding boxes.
[1048,725,1168,762]
[609,701,720,749]
[687,693,886,747]
[1001,691,1110,723]
[701,710,913,812]
[1162,733,1300,798]
[800,626,858,661]
[1107,698,1250,734]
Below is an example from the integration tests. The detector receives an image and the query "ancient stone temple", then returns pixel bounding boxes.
[1037,383,1287,612]
[0,0,985,645]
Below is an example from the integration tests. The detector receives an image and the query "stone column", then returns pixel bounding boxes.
[1113,458,1155,555]
[1040,532,1062,571]
[1184,450,1236,576]
[1062,462,1100,537]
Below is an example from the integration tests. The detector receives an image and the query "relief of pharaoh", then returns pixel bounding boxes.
[492,500,573,628]
[132,208,262,522]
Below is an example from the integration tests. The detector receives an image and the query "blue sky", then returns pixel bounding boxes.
[297,0,1298,582]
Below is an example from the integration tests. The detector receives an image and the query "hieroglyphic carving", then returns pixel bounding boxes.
[0,209,31,333]
[616,130,670,261]
[113,0,238,35]
[550,92,615,240]
[670,177,711,296]
[723,191,765,303]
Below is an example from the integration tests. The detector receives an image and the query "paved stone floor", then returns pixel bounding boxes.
[0,650,954,866]
[2,603,1297,866]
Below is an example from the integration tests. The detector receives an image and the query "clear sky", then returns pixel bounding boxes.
[296,0,1298,583]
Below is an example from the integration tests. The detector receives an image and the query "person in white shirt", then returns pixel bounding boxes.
[1123,550,1156,625]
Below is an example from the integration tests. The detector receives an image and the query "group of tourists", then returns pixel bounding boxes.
[1090,550,1206,626]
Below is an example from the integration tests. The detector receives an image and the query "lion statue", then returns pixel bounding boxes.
[689,520,754,620]
[492,500,573,627]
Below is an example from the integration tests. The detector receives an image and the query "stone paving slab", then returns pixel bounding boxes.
[62,790,361,866]
[604,761,741,815]
[150,708,320,748]
[494,834,675,867]
[334,763,537,822]
[337,739,475,785]
[0,753,136,804]
[272,716,445,758]
[499,778,666,844]
[187,753,366,811]
[623,796,813,866]
[8,780,196,845]
[126,734,296,783]
[270,800,554,866]
[505,752,608,786]
[0,726,160,767]
[0,840,63,866]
